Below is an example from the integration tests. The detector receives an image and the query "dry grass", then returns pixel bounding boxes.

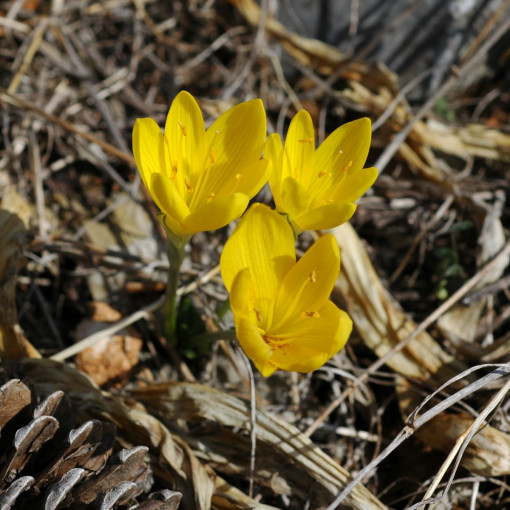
[1,1,510,509]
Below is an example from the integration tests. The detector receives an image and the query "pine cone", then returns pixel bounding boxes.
[0,379,182,510]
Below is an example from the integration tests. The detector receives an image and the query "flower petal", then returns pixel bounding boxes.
[282,110,315,189]
[205,99,266,171]
[230,269,275,376]
[266,133,285,208]
[132,118,167,191]
[310,117,371,202]
[292,201,357,232]
[150,172,190,225]
[197,159,269,203]
[165,91,206,196]
[271,234,339,331]
[192,99,266,207]
[220,204,295,325]
[268,301,352,373]
[181,193,249,234]
[280,176,309,218]
[233,159,270,199]
[236,317,277,377]
[332,166,378,203]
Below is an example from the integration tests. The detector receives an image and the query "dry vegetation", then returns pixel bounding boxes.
[1,0,510,509]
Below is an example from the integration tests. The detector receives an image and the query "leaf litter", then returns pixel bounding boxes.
[0,0,510,508]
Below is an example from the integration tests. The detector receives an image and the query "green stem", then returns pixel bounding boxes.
[164,231,187,346]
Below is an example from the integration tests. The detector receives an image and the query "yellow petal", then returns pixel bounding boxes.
[236,316,277,377]
[220,204,295,325]
[150,172,190,224]
[292,201,357,232]
[269,302,352,372]
[230,269,275,375]
[229,268,257,319]
[282,110,315,188]
[192,99,266,207]
[196,159,269,203]
[181,193,249,234]
[132,118,167,191]
[310,117,371,201]
[265,133,284,209]
[280,176,309,218]
[233,159,270,199]
[165,91,206,195]
[205,99,266,171]
[332,166,378,203]
[271,234,339,331]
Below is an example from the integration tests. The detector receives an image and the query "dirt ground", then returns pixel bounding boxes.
[1,1,510,509]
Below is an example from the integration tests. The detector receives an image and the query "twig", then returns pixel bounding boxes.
[421,376,510,503]
[374,14,510,173]
[305,240,510,437]
[0,88,135,165]
[50,296,165,362]
[29,129,48,241]
[389,195,454,285]
[325,363,510,509]
[8,17,49,95]
[239,348,257,498]
[50,264,222,361]
[222,0,269,99]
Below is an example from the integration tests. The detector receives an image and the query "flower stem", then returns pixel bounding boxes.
[164,231,187,346]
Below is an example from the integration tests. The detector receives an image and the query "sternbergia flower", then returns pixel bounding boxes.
[265,110,378,234]
[133,91,268,238]
[220,204,352,377]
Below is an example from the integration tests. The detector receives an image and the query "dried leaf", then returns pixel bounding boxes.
[133,382,388,510]
[332,222,468,384]
[74,303,142,386]
[438,194,509,348]
[0,193,39,359]
[397,377,510,476]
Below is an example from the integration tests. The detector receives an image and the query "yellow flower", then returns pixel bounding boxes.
[220,203,352,377]
[133,91,268,238]
[265,110,378,233]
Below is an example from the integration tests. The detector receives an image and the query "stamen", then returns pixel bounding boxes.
[210,146,216,164]
[263,333,294,347]
[341,161,353,174]
[207,192,215,202]
[178,121,187,136]
[253,307,263,323]
[301,311,320,318]
[170,163,178,180]
[184,177,193,194]
[298,137,314,144]
[318,170,330,178]
[309,270,317,284]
